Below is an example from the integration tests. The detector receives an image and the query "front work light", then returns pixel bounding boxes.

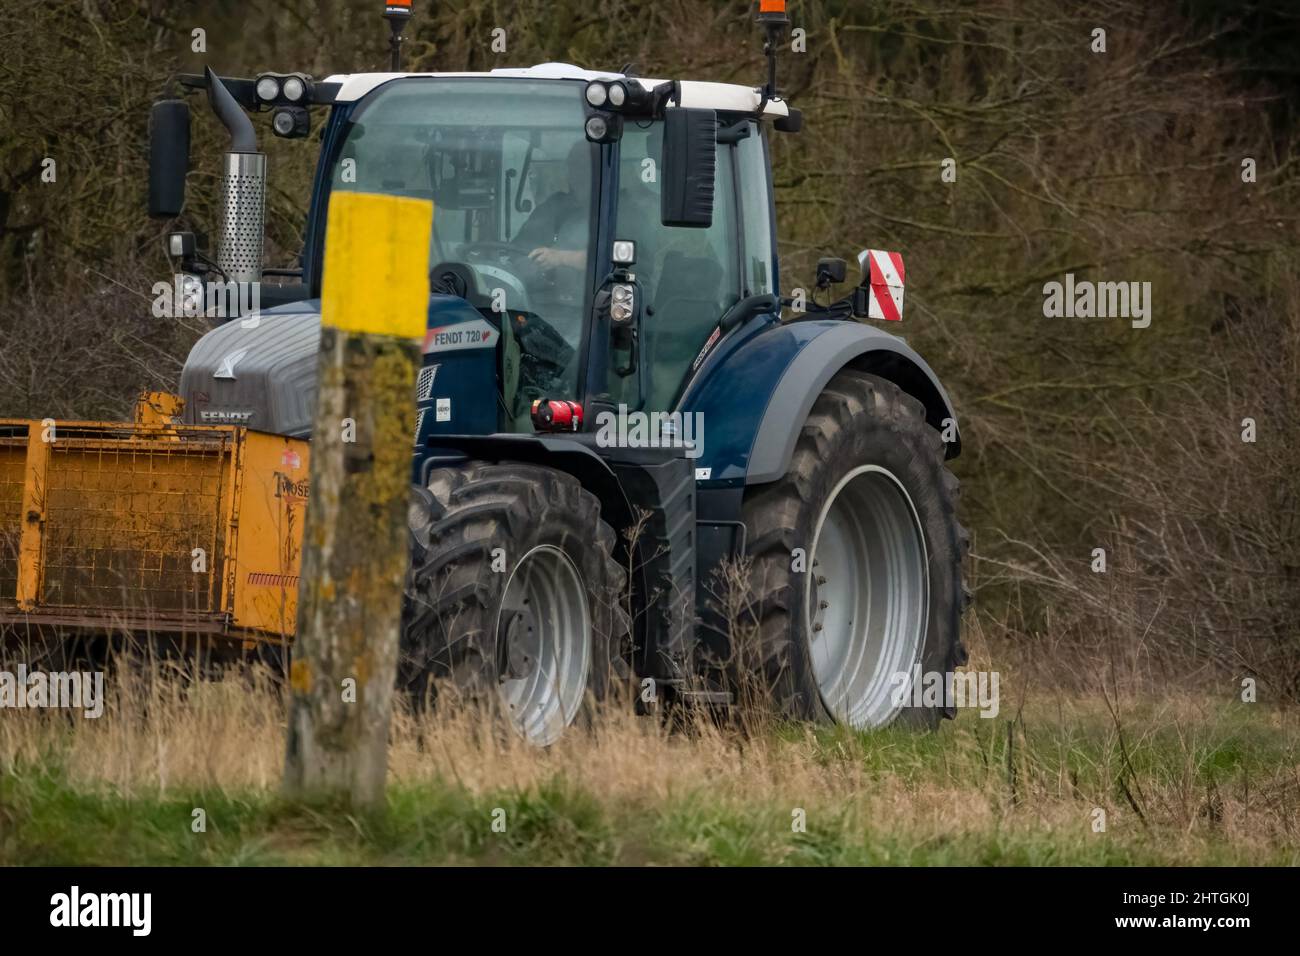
[588,80,637,111]
[612,240,636,266]
[282,76,306,102]
[272,107,311,139]
[255,75,281,102]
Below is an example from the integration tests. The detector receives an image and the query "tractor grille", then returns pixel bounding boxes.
[39,432,232,614]
[0,429,27,606]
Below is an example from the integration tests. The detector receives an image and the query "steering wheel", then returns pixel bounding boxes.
[462,241,527,267]
[461,240,558,290]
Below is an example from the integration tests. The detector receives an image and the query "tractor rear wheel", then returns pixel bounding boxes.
[739,370,969,728]
[400,462,629,745]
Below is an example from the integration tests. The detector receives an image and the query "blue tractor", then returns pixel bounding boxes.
[149,2,968,745]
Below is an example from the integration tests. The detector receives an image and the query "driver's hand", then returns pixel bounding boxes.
[529,247,584,270]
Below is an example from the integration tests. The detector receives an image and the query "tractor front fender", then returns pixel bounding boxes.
[416,434,635,534]
[415,433,699,682]
[680,318,960,486]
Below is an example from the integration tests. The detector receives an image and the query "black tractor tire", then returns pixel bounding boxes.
[738,369,970,729]
[400,462,629,743]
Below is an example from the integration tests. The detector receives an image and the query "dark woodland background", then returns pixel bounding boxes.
[1,0,1296,697]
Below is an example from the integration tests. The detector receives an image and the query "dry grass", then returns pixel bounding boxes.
[1,641,1296,865]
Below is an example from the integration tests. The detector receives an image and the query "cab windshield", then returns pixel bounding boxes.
[328,78,595,418]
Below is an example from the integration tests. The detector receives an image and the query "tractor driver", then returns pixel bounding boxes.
[513,140,591,280]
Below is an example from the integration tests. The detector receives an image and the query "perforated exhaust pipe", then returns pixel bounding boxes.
[217,152,267,285]
[205,68,265,286]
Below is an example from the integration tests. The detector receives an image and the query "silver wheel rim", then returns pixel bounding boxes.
[495,545,591,746]
[805,465,929,728]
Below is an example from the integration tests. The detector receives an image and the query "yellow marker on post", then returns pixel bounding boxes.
[320,191,434,338]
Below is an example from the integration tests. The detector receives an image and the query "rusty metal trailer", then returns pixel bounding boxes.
[0,394,309,650]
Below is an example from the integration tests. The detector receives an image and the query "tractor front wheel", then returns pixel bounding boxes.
[400,462,628,745]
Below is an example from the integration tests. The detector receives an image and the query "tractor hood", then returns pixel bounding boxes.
[178,295,493,439]
[179,301,322,437]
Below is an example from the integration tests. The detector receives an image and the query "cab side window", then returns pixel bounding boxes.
[736,123,775,296]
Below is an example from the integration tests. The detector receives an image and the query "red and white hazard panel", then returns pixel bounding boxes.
[860,249,906,322]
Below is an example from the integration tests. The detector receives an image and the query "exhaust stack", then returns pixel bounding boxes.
[206,67,265,287]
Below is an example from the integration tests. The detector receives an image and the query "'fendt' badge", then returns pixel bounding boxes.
[200,409,255,424]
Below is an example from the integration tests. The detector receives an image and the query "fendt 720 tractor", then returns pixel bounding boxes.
[0,2,968,745]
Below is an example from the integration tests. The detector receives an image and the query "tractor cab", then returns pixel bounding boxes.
[305,66,789,431]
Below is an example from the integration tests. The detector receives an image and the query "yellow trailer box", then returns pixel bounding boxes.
[0,394,309,646]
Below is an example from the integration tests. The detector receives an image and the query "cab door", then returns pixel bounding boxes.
[609,118,776,413]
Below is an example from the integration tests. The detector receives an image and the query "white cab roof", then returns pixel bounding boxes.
[324,62,790,117]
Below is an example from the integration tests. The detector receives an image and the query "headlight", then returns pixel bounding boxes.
[179,274,205,317]
[585,82,608,107]
[255,75,281,102]
[282,76,306,102]
[611,283,635,324]
[608,83,627,107]
[167,231,195,258]
[585,115,609,140]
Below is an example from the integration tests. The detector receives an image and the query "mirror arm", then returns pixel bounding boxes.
[648,80,681,119]
[716,119,752,145]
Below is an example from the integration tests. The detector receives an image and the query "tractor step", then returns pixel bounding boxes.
[675,689,735,706]
[659,680,734,707]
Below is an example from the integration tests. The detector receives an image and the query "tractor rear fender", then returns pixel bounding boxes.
[680,318,960,486]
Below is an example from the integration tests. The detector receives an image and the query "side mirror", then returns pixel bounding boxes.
[661,108,717,228]
[816,257,847,288]
[774,108,804,134]
[148,99,191,219]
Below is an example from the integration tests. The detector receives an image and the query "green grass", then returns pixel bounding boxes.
[0,767,1284,866]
